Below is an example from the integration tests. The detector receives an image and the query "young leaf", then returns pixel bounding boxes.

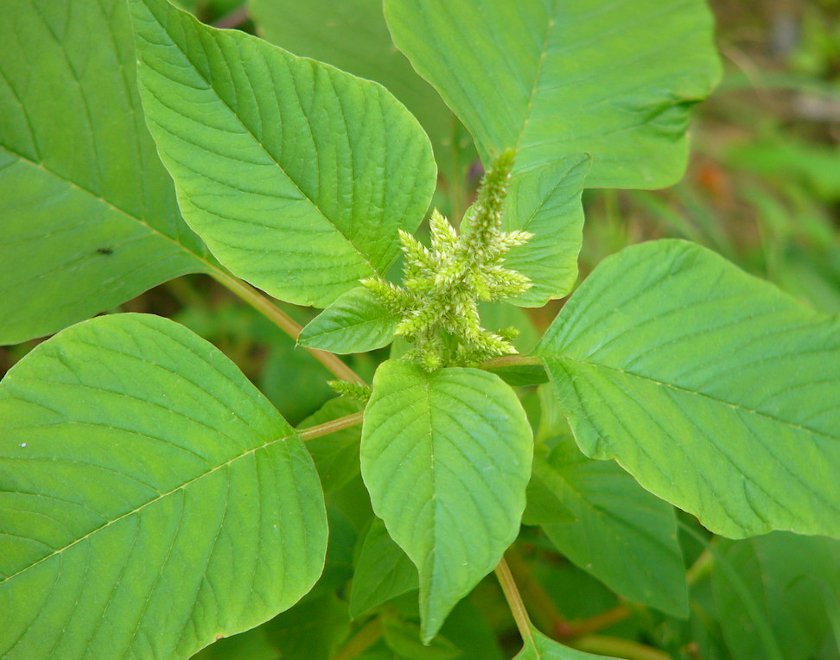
[515,626,613,659]
[712,533,840,660]
[350,518,418,618]
[128,0,436,307]
[537,239,840,539]
[0,0,210,344]
[384,0,721,190]
[299,287,400,354]
[538,439,688,617]
[361,361,533,640]
[0,314,327,659]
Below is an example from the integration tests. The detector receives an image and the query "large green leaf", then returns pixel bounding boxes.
[0,0,211,345]
[361,361,532,640]
[712,533,840,660]
[537,439,687,617]
[0,314,327,658]
[537,239,840,539]
[129,0,436,307]
[384,0,721,190]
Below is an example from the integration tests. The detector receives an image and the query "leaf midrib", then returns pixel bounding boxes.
[0,429,297,586]
[0,145,218,276]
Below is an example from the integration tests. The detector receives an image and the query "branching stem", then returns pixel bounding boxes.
[298,412,364,441]
[210,270,366,385]
[495,557,535,646]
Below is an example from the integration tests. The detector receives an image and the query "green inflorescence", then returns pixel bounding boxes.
[362,150,532,371]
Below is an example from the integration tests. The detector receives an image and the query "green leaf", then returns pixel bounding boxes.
[300,288,400,354]
[384,0,721,190]
[712,533,840,660]
[0,314,327,659]
[247,0,459,168]
[350,518,418,618]
[538,439,687,616]
[382,616,460,660]
[129,0,436,307]
[537,239,840,539]
[263,592,350,660]
[298,397,364,495]
[361,361,533,640]
[515,627,614,659]
[502,156,590,306]
[0,0,211,344]
[191,627,278,660]
[522,450,576,526]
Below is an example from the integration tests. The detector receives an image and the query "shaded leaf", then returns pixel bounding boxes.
[538,439,687,616]
[515,627,614,659]
[350,518,418,618]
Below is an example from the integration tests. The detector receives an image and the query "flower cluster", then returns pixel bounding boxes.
[362,150,532,370]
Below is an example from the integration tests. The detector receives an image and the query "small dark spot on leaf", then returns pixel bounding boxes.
[96,247,114,256]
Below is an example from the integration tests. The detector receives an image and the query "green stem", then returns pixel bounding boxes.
[504,550,566,635]
[210,269,366,385]
[495,557,535,646]
[686,548,714,586]
[481,354,543,369]
[331,618,383,660]
[298,412,364,441]
[569,635,669,660]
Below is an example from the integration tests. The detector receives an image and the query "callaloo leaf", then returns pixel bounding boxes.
[538,239,840,539]
[129,0,436,307]
[299,288,399,354]
[384,0,721,190]
[538,439,687,617]
[262,592,350,660]
[0,0,211,345]
[361,361,532,640]
[350,518,418,618]
[712,533,840,660]
[502,156,590,306]
[382,616,460,660]
[0,314,327,659]
[515,627,613,659]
